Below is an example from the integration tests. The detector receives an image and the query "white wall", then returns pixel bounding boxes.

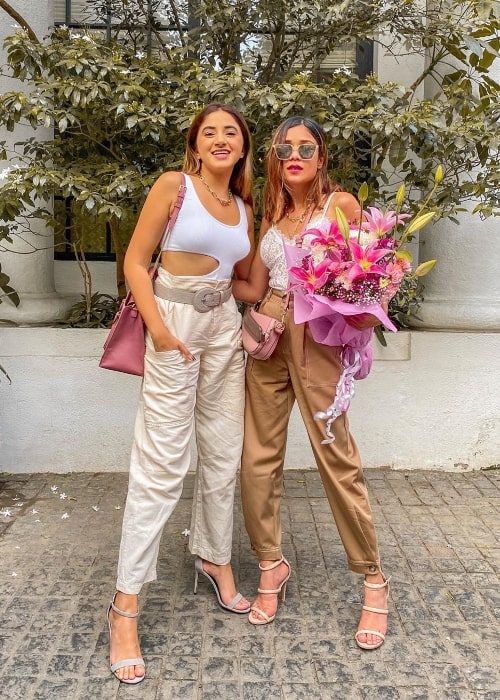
[1,328,498,474]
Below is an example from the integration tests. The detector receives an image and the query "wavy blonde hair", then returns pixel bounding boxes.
[183,103,254,207]
[263,116,338,223]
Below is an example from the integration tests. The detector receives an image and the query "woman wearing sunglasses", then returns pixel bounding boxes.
[232,116,389,650]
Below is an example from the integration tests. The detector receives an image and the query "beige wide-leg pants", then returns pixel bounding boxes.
[117,269,245,594]
[241,290,381,575]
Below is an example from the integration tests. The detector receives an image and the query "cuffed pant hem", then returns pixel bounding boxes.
[189,546,232,567]
[116,574,156,596]
[251,546,283,562]
[348,560,381,575]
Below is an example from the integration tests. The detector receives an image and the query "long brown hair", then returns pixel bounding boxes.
[263,116,337,223]
[183,102,254,206]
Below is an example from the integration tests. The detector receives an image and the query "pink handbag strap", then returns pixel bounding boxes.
[151,172,187,275]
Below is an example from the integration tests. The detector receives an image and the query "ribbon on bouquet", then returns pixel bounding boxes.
[314,346,363,444]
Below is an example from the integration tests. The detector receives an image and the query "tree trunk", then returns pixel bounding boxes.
[109,215,126,298]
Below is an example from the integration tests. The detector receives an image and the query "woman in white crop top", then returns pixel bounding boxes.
[232,117,390,650]
[108,104,255,684]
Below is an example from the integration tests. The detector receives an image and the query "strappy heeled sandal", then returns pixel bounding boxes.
[107,593,146,684]
[249,557,291,626]
[355,575,390,650]
[193,557,251,614]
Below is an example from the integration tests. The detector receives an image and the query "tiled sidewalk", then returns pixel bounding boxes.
[0,468,499,699]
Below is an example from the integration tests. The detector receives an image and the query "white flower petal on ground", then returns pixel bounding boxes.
[61,513,70,519]
[182,528,190,537]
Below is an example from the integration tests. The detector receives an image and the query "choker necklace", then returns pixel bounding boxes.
[197,174,233,207]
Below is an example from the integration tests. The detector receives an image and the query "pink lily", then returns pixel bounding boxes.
[362,207,411,238]
[288,256,330,294]
[307,221,346,249]
[346,240,392,283]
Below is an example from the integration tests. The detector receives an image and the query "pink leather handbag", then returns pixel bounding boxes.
[99,174,187,376]
[241,294,289,360]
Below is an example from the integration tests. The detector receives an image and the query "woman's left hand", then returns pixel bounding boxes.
[345,313,382,331]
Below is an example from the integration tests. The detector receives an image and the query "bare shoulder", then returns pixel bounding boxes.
[150,170,185,199]
[331,190,358,207]
[244,202,254,223]
[323,191,360,223]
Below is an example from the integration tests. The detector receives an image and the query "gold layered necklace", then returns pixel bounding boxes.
[197,173,233,207]
[285,203,313,238]
[285,206,311,240]
[285,209,308,223]
[285,196,314,223]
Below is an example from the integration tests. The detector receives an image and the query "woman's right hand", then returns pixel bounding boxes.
[150,327,195,361]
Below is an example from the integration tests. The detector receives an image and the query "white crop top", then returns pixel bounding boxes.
[260,194,334,291]
[162,175,250,280]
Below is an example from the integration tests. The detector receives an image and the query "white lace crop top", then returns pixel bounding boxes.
[162,175,250,280]
[260,194,334,291]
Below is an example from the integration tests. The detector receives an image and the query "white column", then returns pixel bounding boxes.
[412,208,500,330]
[412,28,500,330]
[0,1,72,323]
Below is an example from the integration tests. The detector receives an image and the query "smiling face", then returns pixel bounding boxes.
[195,109,245,174]
[278,124,324,188]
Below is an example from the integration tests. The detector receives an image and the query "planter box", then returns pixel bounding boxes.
[1,328,499,473]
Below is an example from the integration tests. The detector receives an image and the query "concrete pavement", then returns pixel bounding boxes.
[0,468,499,699]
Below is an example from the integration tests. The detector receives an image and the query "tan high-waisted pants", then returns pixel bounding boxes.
[241,289,381,575]
[117,268,245,594]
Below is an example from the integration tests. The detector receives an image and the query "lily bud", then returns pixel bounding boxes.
[414,259,437,277]
[405,211,436,235]
[358,182,369,204]
[434,165,443,185]
[334,206,350,243]
[396,184,406,208]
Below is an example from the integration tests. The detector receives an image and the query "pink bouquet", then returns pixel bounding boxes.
[284,178,439,443]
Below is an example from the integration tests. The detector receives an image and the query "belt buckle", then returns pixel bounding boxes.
[193,287,222,312]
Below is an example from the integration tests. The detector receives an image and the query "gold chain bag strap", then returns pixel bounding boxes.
[241,292,289,360]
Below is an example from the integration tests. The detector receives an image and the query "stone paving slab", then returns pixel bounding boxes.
[0,468,499,699]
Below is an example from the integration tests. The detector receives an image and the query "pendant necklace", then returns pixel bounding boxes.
[197,173,233,207]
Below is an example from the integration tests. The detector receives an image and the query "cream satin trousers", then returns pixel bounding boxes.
[117,269,245,594]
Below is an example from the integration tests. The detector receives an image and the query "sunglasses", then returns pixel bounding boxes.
[273,143,319,160]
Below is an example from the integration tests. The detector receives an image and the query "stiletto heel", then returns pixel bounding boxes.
[107,593,145,684]
[193,557,251,614]
[355,575,390,650]
[249,557,291,626]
